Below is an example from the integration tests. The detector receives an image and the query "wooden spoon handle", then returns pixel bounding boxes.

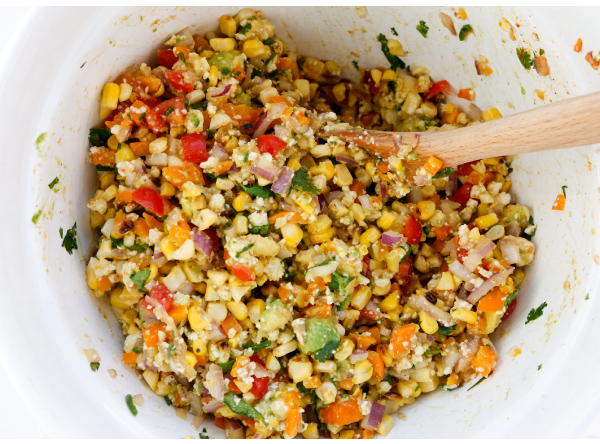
[321,91,600,168]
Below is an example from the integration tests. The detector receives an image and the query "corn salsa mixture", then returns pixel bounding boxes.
[85,9,536,439]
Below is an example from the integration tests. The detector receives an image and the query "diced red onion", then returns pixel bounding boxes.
[463,238,495,272]
[178,281,194,295]
[498,237,522,264]
[242,64,254,89]
[202,387,212,398]
[210,83,232,98]
[445,173,458,196]
[207,324,227,342]
[142,361,157,372]
[141,307,159,324]
[448,260,477,291]
[457,285,469,300]
[253,434,263,439]
[379,183,388,199]
[505,221,521,237]
[253,112,274,138]
[202,399,223,413]
[407,187,422,204]
[205,364,224,401]
[465,337,481,356]
[318,194,327,213]
[268,102,287,119]
[381,231,404,247]
[305,405,318,424]
[475,60,482,75]
[153,251,164,259]
[271,166,294,195]
[443,348,460,371]
[364,300,380,316]
[335,154,358,165]
[325,191,344,203]
[413,294,454,325]
[253,364,269,379]
[426,334,436,342]
[466,266,515,304]
[358,195,372,210]
[350,350,369,364]
[225,419,244,439]
[192,228,214,258]
[209,143,229,161]
[439,12,457,36]
[361,402,386,431]
[251,163,278,181]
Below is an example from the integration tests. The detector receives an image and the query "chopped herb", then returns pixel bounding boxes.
[241,183,274,198]
[61,223,78,255]
[437,324,456,337]
[395,103,402,112]
[125,394,138,416]
[585,293,590,300]
[328,272,355,295]
[164,107,175,117]
[132,346,142,354]
[446,382,464,391]
[504,289,519,308]
[206,128,216,138]
[399,246,411,264]
[177,52,186,63]
[190,113,200,128]
[425,349,442,355]
[139,112,146,120]
[328,156,340,165]
[268,69,288,79]
[251,67,264,78]
[80,62,86,68]
[416,20,429,38]
[508,167,514,174]
[217,359,235,373]
[247,339,272,352]
[459,24,473,41]
[391,27,398,36]
[96,165,116,172]
[88,128,112,147]
[525,301,547,324]
[110,236,148,253]
[191,101,208,110]
[168,345,176,355]
[221,67,232,75]
[238,22,252,34]
[130,269,151,292]
[249,222,269,235]
[291,168,320,194]
[539,48,545,56]
[243,151,250,163]
[60,228,63,238]
[314,339,340,362]
[184,98,189,107]
[521,86,526,95]
[262,38,276,45]
[382,375,394,384]
[90,362,100,371]
[467,372,492,391]
[32,210,42,224]
[48,177,59,190]
[387,80,396,93]
[562,185,568,197]
[376,34,406,70]
[284,270,296,281]
[516,48,533,70]
[297,59,305,71]
[164,396,173,406]
[199,428,209,439]
[233,71,241,76]
[432,167,455,179]
[127,113,132,121]
[265,52,278,66]
[236,243,255,257]
[297,382,318,404]
[35,132,47,151]
[223,392,268,426]
[352,60,359,70]
[537,364,542,371]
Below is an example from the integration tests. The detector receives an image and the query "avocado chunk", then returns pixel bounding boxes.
[260,298,291,333]
[208,52,235,70]
[299,317,340,356]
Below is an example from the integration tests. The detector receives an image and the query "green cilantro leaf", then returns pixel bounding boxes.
[191,101,208,110]
[132,346,141,354]
[240,183,275,198]
[262,38,276,45]
[238,23,252,34]
[562,185,568,197]
[125,394,138,416]
[247,339,272,352]
[297,382,318,404]
[376,34,406,70]
[504,289,519,308]
[95,165,116,172]
[291,168,320,194]
[221,67,232,75]
[517,48,533,69]
[177,52,186,63]
[223,392,268,426]
[48,177,59,190]
[90,362,100,371]
[432,167,455,179]
[539,48,545,56]
[199,428,210,439]
[437,324,456,337]
[416,20,429,38]
[265,52,277,66]
[314,339,340,362]
[32,210,42,224]
[249,222,269,235]
[165,396,173,406]
[130,269,151,292]
[217,359,235,373]
[268,69,289,79]
[61,223,78,255]
[391,27,398,36]
[459,24,473,41]
[88,128,112,147]
[525,301,547,324]
[190,113,200,128]
[304,257,336,279]
[236,243,255,257]
[467,371,492,391]
[387,80,396,93]
[352,60,359,70]
[328,272,355,294]
[164,107,175,117]
[251,67,264,78]
[425,349,442,355]
[537,364,542,371]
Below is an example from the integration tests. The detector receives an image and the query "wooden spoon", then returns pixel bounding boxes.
[319,91,600,176]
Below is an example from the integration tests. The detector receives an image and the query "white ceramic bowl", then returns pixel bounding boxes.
[1,6,600,438]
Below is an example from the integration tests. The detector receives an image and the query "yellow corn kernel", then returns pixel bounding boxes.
[387,38,405,57]
[223,136,238,153]
[451,308,478,324]
[188,305,209,332]
[288,358,313,383]
[160,182,176,197]
[416,200,436,220]
[115,146,134,163]
[219,15,237,37]
[360,227,381,246]
[402,304,417,318]
[309,161,335,180]
[120,309,137,325]
[243,39,267,58]
[309,227,334,244]
[147,263,158,281]
[501,179,512,192]
[380,293,400,312]
[143,370,159,391]
[483,157,501,166]
[352,360,373,384]
[350,287,372,310]
[100,173,115,191]
[107,135,120,151]
[370,69,383,87]
[377,210,396,230]
[334,338,355,361]
[483,311,502,334]
[100,83,120,119]
[474,213,499,230]
[332,83,346,102]
[209,38,236,52]
[482,108,502,121]
[184,351,197,368]
[233,214,248,235]
[232,191,252,212]
[118,82,133,102]
[303,423,319,439]
[226,301,248,321]
[387,306,402,322]
[101,184,118,201]
[419,311,439,334]
[159,237,178,261]
[293,79,310,101]
[208,65,219,87]
[307,214,332,235]
[381,69,398,82]
[436,272,455,291]
[347,203,364,222]
[109,287,130,310]
[216,406,236,418]
[246,299,265,322]
[287,158,302,171]
[377,415,395,437]
[191,338,207,356]
[149,137,168,154]
[334,164,353,187]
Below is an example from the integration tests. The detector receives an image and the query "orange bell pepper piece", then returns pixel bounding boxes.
[142,323,168,347]
[477,287,506,312]
[167,304,188,324]
[470,345,496,377]
[389,323,418,358]
[122,351,138,365]
[320,398,364,426]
